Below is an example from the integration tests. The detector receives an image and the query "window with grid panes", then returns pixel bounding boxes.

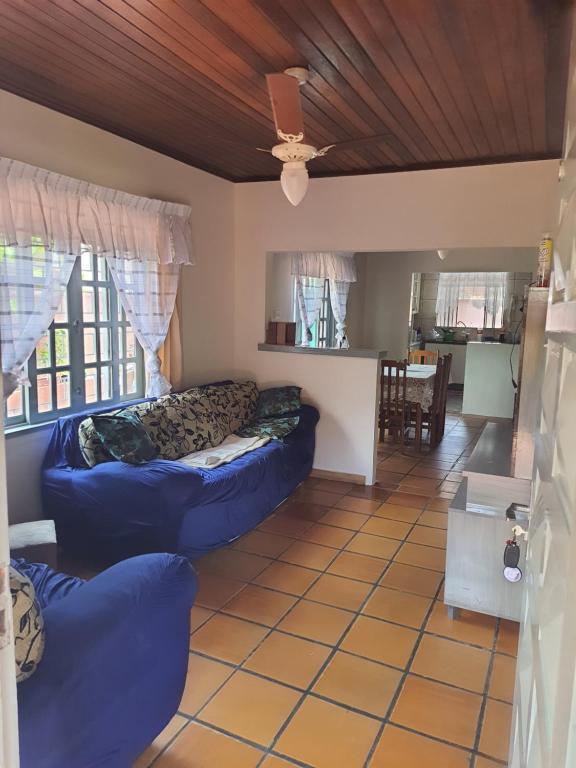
[294,277,336,348]
[5,252,144,427]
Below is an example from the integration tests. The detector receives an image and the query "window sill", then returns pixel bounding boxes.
[5,420,55,438]
[258,343,388,359]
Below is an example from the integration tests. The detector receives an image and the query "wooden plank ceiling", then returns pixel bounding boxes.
[0,0,572,182]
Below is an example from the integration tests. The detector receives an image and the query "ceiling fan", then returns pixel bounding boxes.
[262,67,393,206]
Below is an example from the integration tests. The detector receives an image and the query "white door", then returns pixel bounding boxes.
[0,373,20,767]
[510,19,576,767]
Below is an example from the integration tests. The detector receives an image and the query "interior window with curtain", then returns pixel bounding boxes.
[435,272,508,328]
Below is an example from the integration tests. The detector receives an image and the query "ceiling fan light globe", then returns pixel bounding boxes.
[437,249,449,260]
[280,161,309,206]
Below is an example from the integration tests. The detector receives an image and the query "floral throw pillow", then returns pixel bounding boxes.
[90,411,158,465]
[11,566,45,683]
[255,386,302,419]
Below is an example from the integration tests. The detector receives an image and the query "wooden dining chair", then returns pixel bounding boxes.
[409,348,439,365]
[379,359,408,445]
[437,353,452,441]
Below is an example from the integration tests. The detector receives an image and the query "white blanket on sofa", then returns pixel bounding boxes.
[177,434,270,469]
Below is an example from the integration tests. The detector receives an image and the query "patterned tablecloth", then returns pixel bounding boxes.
[405,364,436,411]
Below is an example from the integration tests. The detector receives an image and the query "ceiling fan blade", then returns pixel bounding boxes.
[317,133,393,155]
[266,73,305,140]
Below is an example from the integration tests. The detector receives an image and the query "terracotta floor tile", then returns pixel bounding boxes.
[347,485,391,501]
[222,584,297,626]
[418,510,449,529]
[427,497,451,512]
[441,480,462,493]
[407,525,447,548]
[408,466,448,480]
[474,758,502,768]
[310,478,355,494]
[395,542,446,572]
[133,714,188,768]
[232,530,294,558]
[190,605,215,633]
[155,722,262,767]
[391,675,482,748]
[305,573,371,611]
[299,522,355,549]
[379,563,443,598]
[199,671,300,748]
[411,635,491,693]
[380,457,420,472]
[313,651,402,717]
[335,496,383,514]
[488,653,516,702]
[374,503,422,523]
[243,631,330,689]
[479,699,513,761]
[327,551,388,583]
[363,587,432,629]
[279,540,339,570]
[399,476,441,493]
[319,508,369,531]
[258,514,315,537]
[196,574,246,610]
[198,549,272,581]
[370,725,471,768]
[496,619,520,656]
[260,756,297,767]
[345,532,400,560]
[190,614,269,664]
[426,603,497,649]
[341,615,419,668]
[296,488,344,507]
[386,491,428,509]
[179,654,234,716]
[279,500,329,522]
[278,600,354,645]
[275,696,380,768]
[360,516,412,540]
[254,562,320,596]
[446,471,463,482]
[374,469,406,484]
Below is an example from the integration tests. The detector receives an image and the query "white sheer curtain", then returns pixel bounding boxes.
[0,157,193,397]
[328,280,351,348]
[295,276,324,346]
[0,246,76,397]
[435,272,508,328]
[106,258,180,397]
[291,251,356,347]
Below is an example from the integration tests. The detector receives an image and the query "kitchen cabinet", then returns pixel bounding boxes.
[424,343,467,384]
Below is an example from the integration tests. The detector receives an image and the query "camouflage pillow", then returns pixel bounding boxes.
[255,386,302,418]
[237,415,300,441]
[79,416,115,467]
[11,566,45,683]
[199,381,259,435]
[90,411,158,464]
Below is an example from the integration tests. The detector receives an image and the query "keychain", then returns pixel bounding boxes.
[503,531,523,583]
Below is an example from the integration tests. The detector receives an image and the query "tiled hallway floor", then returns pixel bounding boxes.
[135,409,519,768]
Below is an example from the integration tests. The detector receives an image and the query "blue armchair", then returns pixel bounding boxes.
[15,553,197,768]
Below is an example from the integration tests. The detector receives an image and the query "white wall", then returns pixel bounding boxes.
[359,248,536,357]
[1,90,235,522]
[233,162,558,481]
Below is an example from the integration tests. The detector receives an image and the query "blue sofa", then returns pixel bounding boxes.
[42,397,319,562]
[15,553,197,768]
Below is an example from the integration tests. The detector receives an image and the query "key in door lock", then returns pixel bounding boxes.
[503,527,526,583]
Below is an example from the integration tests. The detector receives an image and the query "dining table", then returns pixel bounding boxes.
[405,363,437,410]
